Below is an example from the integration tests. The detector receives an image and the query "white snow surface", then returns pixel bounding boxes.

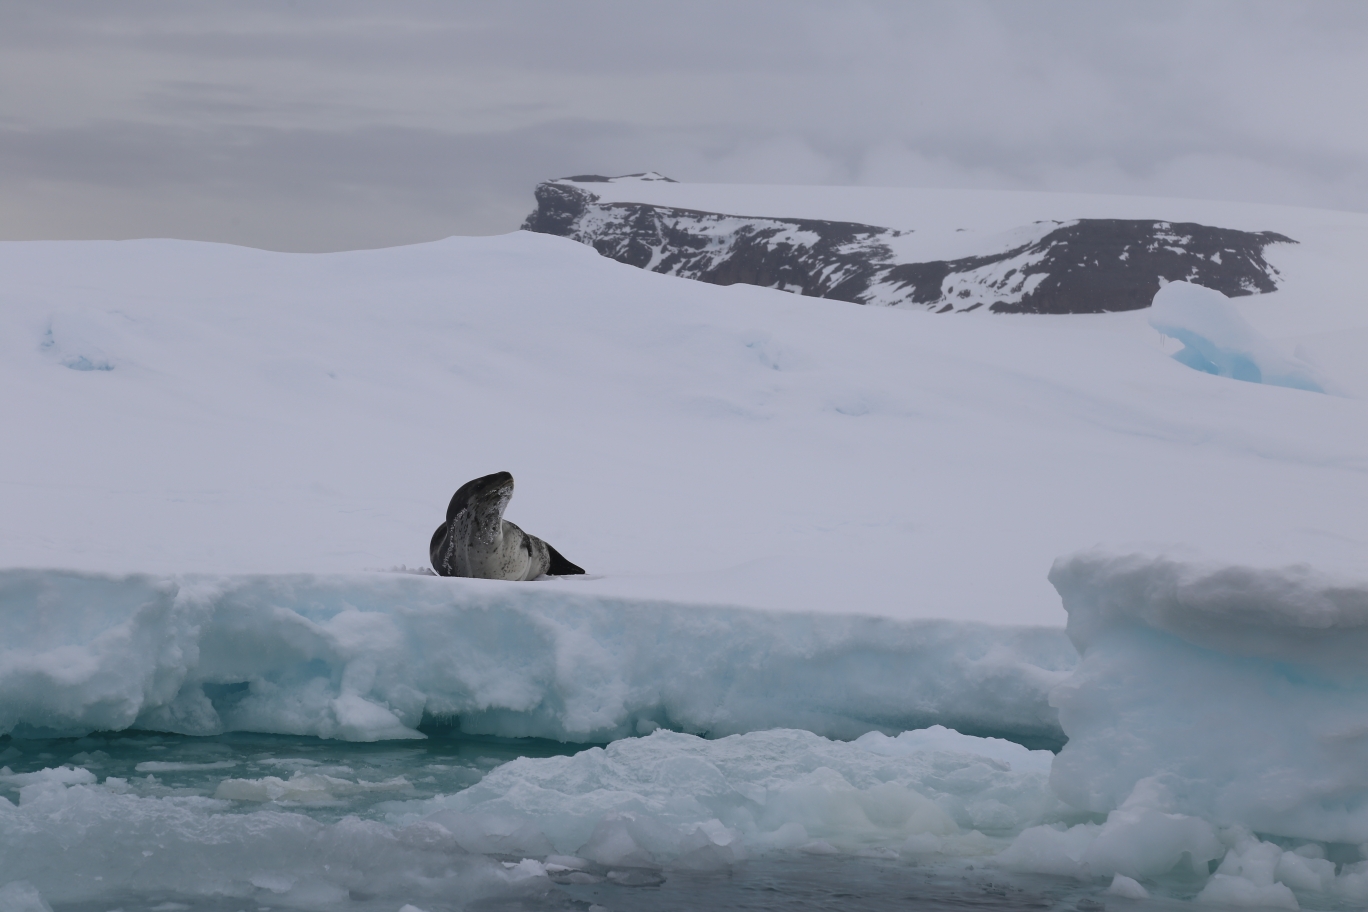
[4,214,1368,625]
[0,569,1073,743]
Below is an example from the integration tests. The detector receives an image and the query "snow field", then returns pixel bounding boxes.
[3,227,1368,625]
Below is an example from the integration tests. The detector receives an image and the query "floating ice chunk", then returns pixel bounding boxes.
[1049,549,1368,844]
[1274,851,1336,894]
[1107,874,1149,899]
[421,811,556,857]
[134,760,237,773]
[0,774,548,911]
[577,813,662,867]
[0,766,97,789]
[386,727,1059,865]
[998,787,1221,882]
[1077,778,1222,880]
[1196,874,1299,909]
[499,858,548,881]
[214,772,409,805]
[995,822,1098,878]
[1148,281,1325,392]
[676,818,748,869]
[855,725,1054,773]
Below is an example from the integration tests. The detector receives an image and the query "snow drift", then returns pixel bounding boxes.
[0,569,1074,745]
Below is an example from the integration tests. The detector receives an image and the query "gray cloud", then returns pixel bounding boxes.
[2,0,1367,251]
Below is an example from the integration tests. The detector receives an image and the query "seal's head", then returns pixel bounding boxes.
[448,471,514,545]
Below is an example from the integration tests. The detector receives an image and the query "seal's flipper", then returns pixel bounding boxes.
[545,543,585,576]
[430,522,450,576]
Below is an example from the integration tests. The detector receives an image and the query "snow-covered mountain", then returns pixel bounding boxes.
[524,173,1296,313]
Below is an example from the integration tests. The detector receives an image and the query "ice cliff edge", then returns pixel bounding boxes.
[1048,550,1368,843]
[0,569,1072,746]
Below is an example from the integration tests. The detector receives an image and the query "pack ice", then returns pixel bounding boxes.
[11,554,1368,908]
[3,184,1368,909]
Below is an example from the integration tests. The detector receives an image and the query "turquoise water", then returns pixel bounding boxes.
[0,731,1331,912]
[0,729,581,823]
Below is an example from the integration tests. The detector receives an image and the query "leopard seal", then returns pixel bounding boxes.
[429,471,585,579]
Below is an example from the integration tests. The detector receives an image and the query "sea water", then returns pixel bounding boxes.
[0,730,1240,912]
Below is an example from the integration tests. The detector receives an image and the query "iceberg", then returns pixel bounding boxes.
[994,549,1368,905]
[1148,281,1326,392]
[1049,550,1368,844]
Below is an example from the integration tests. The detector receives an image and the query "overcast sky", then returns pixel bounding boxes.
[3,1,1367,251]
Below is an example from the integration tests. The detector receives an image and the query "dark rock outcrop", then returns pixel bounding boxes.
[523,176,1296,314]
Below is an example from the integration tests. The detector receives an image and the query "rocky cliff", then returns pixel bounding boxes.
[522,175,1295,314]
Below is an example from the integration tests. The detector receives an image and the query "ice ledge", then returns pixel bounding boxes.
[1052,549,1368,666]
[0,569,1074,746]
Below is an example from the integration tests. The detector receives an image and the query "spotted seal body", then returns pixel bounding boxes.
[429,471,585,579]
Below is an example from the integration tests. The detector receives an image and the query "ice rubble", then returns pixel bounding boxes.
[382,726,1060,864]
[12,548,1368,912]
[0,726,1062,911]
[992,549,1368,906]
[0,568,1074,745]
[1050,550,1368,842]
[1149,281,1326,392]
